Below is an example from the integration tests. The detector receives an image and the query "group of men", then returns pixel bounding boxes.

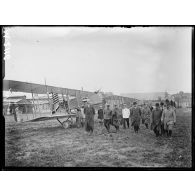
[97,102,143,133]
[75,98,176,137]
[150,100,176,137]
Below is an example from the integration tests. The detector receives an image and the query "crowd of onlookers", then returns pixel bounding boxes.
[75,99,176,137]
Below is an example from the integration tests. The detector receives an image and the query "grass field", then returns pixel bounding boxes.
[5,108,192,167]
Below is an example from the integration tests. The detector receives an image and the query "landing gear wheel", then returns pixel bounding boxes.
[62,121,70,129]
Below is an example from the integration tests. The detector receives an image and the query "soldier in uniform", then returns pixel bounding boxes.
[141,103,151,129]
[80,105,85,128]
[151,103,162,137]
[104,104,112,132]
[161,101,176,137]
[130,102,142,133]
[97,105,104,128]
[84,100,95,135]
[112,104,120,132]
[76,107,82,128]
[118,104,123,126]
[160,102,165,135]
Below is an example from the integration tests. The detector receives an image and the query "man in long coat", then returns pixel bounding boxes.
[161,101,176,137]
[112,104,120,132]
[76,107,82,128]
[98,105,104,128]
[104,104,112,132]
[141,104,151,129]
[160,102,165,135]
[80,105,85,128]
[84,101,95,135]
[151,103,162,137]
[130,102,142,133]
[118,104,123,126]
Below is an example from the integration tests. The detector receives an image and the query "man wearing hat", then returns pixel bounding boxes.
[80,105,85,128]
[13,104,18,122]
[122,103,130,129]
[160,102,166,135]
[81,98,88,128]
[118,104,123,126]
[112,104,120,132]
[103,104,112,132]
[97,105,104,128]
[75,107,82,128]
[141,103,151,129]
[83,99,95,135]
[161,101,176,137]
[130,101,142,133]
[151,103,162,137]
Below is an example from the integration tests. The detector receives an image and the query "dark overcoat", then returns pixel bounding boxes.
[84,105,95,131]
[131,106,142,127]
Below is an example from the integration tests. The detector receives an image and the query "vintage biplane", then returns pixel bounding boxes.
[3,80,95,129]
[3,80,138,129]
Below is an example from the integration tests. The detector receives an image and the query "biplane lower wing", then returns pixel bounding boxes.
[24,113,76,129]
[26,113,76,122]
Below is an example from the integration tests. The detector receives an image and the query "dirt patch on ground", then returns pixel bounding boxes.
[4,108,192,167]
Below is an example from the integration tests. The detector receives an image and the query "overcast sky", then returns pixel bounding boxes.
[4,27,192,95]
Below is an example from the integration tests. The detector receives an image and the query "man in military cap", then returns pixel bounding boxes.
[161,100,176,137]
[151,103,162,137]
[104,104,112,132]
[112,104,120,132]
[98,105,104,128]
[84,99,95,135]
[131,102,142,133]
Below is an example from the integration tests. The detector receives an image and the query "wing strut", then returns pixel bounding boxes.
[30,83,36,118]
[66,89,70,114]
[44,78,51,114]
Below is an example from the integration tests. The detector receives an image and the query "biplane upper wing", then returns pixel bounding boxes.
[3,80,94,97]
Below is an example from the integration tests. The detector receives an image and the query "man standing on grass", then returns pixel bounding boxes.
[104,104,112,132]
[118,104,123,126]
[161,101,176,137]
[160,102,165,135]
[112,104,120,132]
[130,102,142,133]
[141,103,151,129]
[151,103,162,137]
[76,107,82,128]
[122,104,130,129]
[97,105,104,128]
[84,100,95,135]
[80,105,85,128]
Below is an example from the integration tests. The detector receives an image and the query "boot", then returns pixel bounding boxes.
[169,130,172,137]
[145,123,148,129]
[116,126,119,132]
[134,126,136,133]
[107,126,110,133]
[89,130,93,136]
[153,129,156,136]
[161,129,164,136]
[136,126,139,133]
